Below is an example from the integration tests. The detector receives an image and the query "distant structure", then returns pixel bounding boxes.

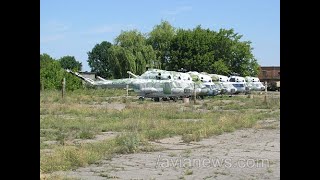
[78,71,97,86]
[258,66,280,82]
[258,66,280,90]
[78,71,96,80]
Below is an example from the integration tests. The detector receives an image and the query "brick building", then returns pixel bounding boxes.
[258,66,280,82]
[258,66,280,90]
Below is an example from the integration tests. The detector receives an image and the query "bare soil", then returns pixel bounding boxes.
[55,118,280,180]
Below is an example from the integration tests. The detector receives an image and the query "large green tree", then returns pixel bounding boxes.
[147,20,175,69]
[111,30,157,77]
[40,53,83,90]
[87,41,113,78]
[168,26,259,76]
[58,56,82,71]
[168,26,216,72]
[87,22,259,77]
[107,46,136,78]
[40,53,64,90]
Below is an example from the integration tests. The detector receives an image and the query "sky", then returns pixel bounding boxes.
[40,0,280,72]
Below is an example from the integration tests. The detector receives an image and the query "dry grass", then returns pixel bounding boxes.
[40,89,280,173]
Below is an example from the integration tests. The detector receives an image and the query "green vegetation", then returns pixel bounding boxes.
[41,20,260,92]
[40,89,280,174]
[185,169,193,175]
[41,21,260,92]
[58,56,82,71]
[40,54,83,91]
[85,20,259,79]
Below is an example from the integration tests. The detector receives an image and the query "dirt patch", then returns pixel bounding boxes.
[174,119,205,123]
[40,149,55,156]
[56,119,280,179]
[73,131,120,145]
[43,140,58,145]
[92,102,126,111]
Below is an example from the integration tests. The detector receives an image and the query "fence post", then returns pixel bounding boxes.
[62,77,66,99]
[194,83,196,104]
[126,84,129,97]
[264,81,267,103]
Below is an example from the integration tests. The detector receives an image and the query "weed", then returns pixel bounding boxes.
[40,89,280,173]
[114,133,142,154]
[185,169,193,175]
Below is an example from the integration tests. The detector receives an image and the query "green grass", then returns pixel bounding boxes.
[185,169,193,175]
[40,89,280,173]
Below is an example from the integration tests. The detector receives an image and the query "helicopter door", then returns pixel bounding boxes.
[163,82,172,94]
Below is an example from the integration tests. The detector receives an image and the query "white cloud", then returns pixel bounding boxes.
[40,34,64,43]
[41,20,70,33]
[85,24,138,35]
[90,26,115,34]
[162,6,192,16]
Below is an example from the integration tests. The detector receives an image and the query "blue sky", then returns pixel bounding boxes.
[40,0,280,72]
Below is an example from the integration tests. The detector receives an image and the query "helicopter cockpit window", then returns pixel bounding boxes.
[229,78,235,82]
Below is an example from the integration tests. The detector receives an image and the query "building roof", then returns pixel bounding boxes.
[79,71,96,75]
[260,66,280,69]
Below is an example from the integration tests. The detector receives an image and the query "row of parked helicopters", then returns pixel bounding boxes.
[66,68,266,102]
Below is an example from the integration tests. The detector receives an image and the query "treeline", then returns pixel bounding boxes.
[88,21,259,79]
[40,54,83,90]
[41,21,260,90]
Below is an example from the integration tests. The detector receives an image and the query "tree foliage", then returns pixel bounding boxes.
[85,21,260,78]
[41,22,260,91]
[40,54,63,90]
[147,20,175,69]
[40,53,83,91]
[87,41,113,78]
[110,30,157,78]
[168,26,259,76]
[107,46,136,79]
[58,56,82,71]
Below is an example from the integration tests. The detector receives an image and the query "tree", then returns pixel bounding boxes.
[87,41,113,78]
[40,53,63,90]
[112,30,157,76]
[168,26,216,72]
[211,59,231,75]
[40,53,83,90]
[108,46,136,79]
[147,20,175,69]
[58,56,82,71]
[88,23,260,77]
[168,26,259,76]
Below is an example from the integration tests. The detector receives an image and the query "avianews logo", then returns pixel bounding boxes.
[155,155,270,169]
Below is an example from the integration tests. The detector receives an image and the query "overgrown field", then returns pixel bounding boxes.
[40,89,280,175]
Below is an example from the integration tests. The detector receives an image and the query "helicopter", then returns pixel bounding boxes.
[66,69,211,101]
